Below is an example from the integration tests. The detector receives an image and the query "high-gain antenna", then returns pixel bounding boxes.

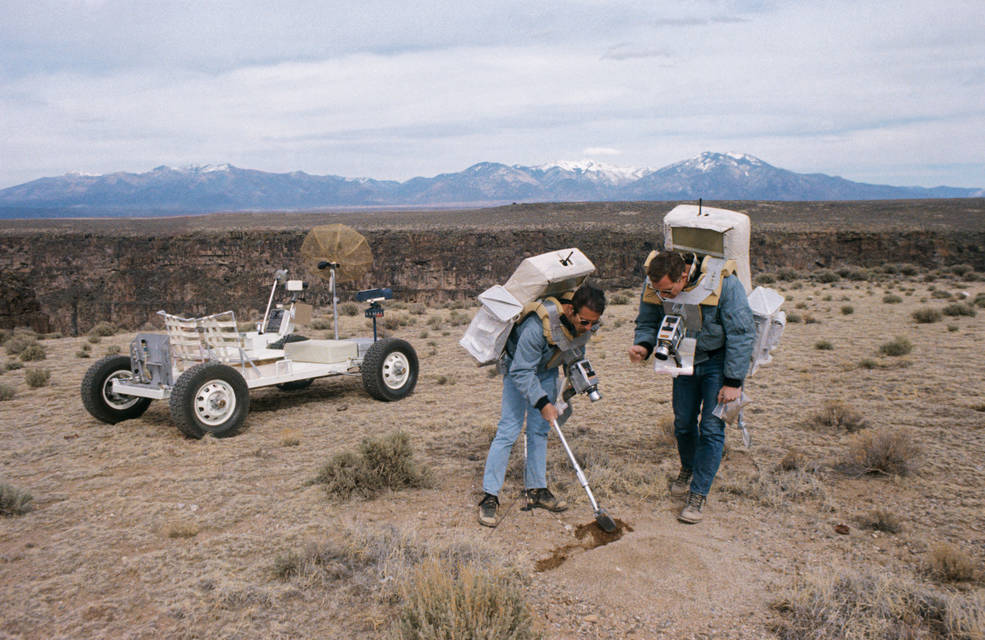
[559,250,574,266]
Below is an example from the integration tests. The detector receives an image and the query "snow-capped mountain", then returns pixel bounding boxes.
[1,153,980,218]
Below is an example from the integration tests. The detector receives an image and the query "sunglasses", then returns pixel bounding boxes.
[574,312,600,327]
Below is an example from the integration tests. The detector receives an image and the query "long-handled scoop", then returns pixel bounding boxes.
[551,419,618,533]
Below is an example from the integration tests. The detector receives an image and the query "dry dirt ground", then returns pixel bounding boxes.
[2,272,985,639]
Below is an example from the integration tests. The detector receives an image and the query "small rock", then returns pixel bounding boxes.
[834,523,850,535]
[584,615,599,623]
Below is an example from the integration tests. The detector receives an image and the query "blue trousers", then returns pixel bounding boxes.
[672,352,727,497]
[482,371,558,496]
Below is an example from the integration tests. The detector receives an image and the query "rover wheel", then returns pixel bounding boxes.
[276,378,314,391]
[169,362,249,439]
[80,355,152,424]
[361,338,418,401]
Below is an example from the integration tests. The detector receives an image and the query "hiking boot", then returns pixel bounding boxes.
[525,488,568,512]
[669,467,693,498]
[478,493,499,527]
[678,491,706,524]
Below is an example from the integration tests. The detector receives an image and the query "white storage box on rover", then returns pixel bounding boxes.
[284,339,359,364]
[663,205,752,293]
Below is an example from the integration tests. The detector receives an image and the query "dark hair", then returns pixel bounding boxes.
[646,252,687,283]
[571,283,605,315]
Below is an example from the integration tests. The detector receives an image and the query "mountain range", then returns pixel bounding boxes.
[1,152,981,218]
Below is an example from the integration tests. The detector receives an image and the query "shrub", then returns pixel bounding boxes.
[948,324,959,332]
[609,293,630,305]
[24,368,51,388]
[912,307,942,323]
[803,313,818,324]
[975,293,985,308]
[777,267,799,281]
[843,428,920,476]
[309,318,334,330]
[5,361,23,371]
[0,384,14,401]
[105,345,121,355]
[815,269,839,283]
[815,400,867,432]
[394,559,535,640]
[931,289,952,299]
[857,509,902,534]
[17,344,46,361]
[0,481,34,516]
[75,350,91,358]
[4,333,38,356]
[87,334,101,344]
[898,263,919,276]
[950,263,974,276]
[786,312,802,323]
[942,302,976,317]
[858,358,880,370]
[814,340,833,351]
[314,431,431,500]
[882,294,902,304]
[772,569,985,640]
[340,302,359,316]
[840,305,854,315]
[879,336,912,357]
[88,321,116,337]
[755,273,776,285]
[925,543,980,584]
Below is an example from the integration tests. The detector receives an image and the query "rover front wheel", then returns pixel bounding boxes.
[169,362,249,438]
[361,338,418,401]
[80,355,152,424]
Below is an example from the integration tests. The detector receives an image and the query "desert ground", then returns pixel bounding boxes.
[2,265,984,639]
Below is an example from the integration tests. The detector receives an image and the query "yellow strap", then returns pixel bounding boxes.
[641,253,736,306]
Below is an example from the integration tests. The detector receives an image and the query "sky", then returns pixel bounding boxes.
[1,0,983,190]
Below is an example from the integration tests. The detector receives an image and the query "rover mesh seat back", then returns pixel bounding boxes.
[663,204,752,293]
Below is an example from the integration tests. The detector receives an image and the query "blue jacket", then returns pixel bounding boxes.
[633,274,755,386]
[503,314,584,410]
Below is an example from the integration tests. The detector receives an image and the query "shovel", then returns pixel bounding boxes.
[551,419,619,533]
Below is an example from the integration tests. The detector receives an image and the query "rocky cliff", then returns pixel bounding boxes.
[2,200,983,334]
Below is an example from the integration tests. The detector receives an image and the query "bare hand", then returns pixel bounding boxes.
[540,403,559,423]
[628,345,648,363]
[717,385,741,404]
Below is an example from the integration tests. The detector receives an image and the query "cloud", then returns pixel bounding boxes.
[583,147,622,156]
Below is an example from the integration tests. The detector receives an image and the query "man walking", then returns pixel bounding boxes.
[628,252,753,523]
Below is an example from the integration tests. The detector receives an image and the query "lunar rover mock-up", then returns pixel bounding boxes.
[80,224,419,438]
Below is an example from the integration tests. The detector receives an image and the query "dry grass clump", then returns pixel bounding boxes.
[950,263,974,276]
[814,340,833,351]
[924,543,981,584]
[24,367,51,388]
[272,524,530,640]
[17,343,46,361]
[163,519,200,539]
[814,400,868,432]
[942,302,976,317]
[973,293,985,308]
[314,431,432,500]
[882,294,903,304]
[88,321,117,337]
[772,569,985,640]
[857,508,903,534]
[0,384,14,402]
[0,481,34,516]
[393,559,535,640]
[842,428,921,477]
[879,336,913,357]
[340,302,359,316]
[840,305,854,315]
[5,360,24,371]
[913,307,943,323]
[4,332,39,356]
[815,269,839,283]
[724,466,828,509]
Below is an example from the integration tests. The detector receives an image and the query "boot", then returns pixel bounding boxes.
[678,491,706,524]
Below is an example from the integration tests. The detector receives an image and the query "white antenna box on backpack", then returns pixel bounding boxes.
[460,248,595,365]
[663,204,752,293]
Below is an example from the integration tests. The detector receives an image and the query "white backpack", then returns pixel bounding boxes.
[459,249,596,366]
